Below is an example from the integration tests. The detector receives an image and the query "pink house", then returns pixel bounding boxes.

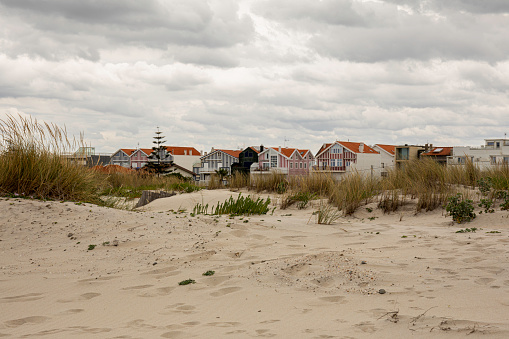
[254,147,315,176]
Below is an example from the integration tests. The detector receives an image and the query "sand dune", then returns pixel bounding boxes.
[1,190,509,338]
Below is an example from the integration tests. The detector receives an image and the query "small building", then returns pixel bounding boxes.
[314,141,380,179]
[394,145,426,169]
[231,146,262,175]
[253,146,314,176]
[447,139,509,170]
[372,144,396,176]
[110,149,136,168]
[130,148,154,169]
[421,147,453,165]
[196,149,241,183]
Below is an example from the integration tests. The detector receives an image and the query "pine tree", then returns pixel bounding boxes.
[144,127,170,174]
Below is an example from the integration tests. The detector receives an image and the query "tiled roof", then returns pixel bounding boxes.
[137,148,153,156]
[375,144,396,155]
[119,148,136,156]
[218,149,242,158]
[338,141,379,154]
[316,143,333,157]
[165,146,201,156]
[421,147,453,157]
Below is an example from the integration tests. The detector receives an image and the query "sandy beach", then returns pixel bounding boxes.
[1,189,509,338]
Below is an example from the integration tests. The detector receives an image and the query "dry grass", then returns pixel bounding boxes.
[0,114,98,201]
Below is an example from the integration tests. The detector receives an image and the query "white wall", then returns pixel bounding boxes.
[173,155,202,171]
[349,153,382,177]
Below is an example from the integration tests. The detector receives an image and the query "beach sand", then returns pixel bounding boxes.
[1,189,509,338]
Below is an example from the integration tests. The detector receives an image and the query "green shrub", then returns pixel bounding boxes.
[193,194,271,216]
[478,198,494,214]
[445,193,476,223]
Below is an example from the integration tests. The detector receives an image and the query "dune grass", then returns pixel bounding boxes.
[0,114,99,202]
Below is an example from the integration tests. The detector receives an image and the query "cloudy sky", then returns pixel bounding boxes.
[1,0,509,154]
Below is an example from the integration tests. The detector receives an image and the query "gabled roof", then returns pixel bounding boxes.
[201,149,241,160]
[218,149,242,158]
[165,146,200,156]
[244,146,261,154]
[113,148,136,157]
[132,148,153,156]
[421,147,453,157]
[317,141,378,157]
[374,144,396,156]
[166,163,197,176]
[338,141,378,154]
[260,147,313,159]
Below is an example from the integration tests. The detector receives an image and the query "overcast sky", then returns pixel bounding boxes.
[1,0,509,154]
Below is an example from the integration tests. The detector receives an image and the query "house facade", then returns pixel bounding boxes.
[195,149,241,182]
[231,146,262,175]
[373,144,396,176]
[167,146,201,171]
[421,146,453,165]
[254,147,314,176]
[110,149,135,168]
[395,145,426,169]
[447,139,509,170]
[130,148,154,169]
[314,141,381,179]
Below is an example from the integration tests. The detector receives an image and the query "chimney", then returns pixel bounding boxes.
[260,145,264,152]
[211,147,214,152]
[278,146,281,152]
[359,142,364,153]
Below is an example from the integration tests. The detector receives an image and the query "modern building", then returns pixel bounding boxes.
[447,139,509,170]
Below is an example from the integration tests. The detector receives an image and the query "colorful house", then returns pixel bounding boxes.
[110,149,136,168]
[253,147,314,176]
[314,141,380,179]
[195,149,242,183]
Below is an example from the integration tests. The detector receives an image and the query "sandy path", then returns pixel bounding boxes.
[1,190,509,338]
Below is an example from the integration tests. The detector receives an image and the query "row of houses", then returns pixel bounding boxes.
[92,137,509,182]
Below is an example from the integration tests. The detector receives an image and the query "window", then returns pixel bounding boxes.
[331,159,336,167]
[504,157,509,164]
[304,163,307,169]
[300,162,303,168]
[491,156,497,165]
[270,155,277,167]
[290,162,293,169]
[381,163,385,168]
[339,159,343,167]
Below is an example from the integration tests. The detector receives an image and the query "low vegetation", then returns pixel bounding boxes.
[193,194,271,216]
[4,114,509,223]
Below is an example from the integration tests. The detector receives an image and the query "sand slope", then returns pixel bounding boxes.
[1,190,509,338]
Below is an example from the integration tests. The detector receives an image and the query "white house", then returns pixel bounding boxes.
[314,141,381,179]
[372,144,396,176]
[448,139,509,170]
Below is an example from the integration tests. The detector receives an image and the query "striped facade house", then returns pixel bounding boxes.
[314,141,381,179]
[130,148,154,169]
[110,149,135,168]
[197,149,241,182]
[254,147,314,176]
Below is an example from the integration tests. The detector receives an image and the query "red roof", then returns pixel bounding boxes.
[421,147,453,157]
[218,149,242,158]
[119,148,136,156]
[165,146,201,156]
[337,141,379,154]
[375,144,396,155]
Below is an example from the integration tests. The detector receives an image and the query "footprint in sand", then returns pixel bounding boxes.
[210,287,242,297]
[5,316,49,328]
[319,296,347,304]
[1,293,44,302]
[57,292,101,303]
[255,328,277,337]
[355,321,376,333]
[474,277,495,285]
[161,331,187,338]
[138,286,176,298]
[59,309,84,315]
[161,303,197,315]
[121,284,154,290]
[78,276,119,283]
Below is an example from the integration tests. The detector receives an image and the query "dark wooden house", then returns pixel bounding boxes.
[231,146,262,174]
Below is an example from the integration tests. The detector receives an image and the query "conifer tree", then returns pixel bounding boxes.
[144,127,170,174]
